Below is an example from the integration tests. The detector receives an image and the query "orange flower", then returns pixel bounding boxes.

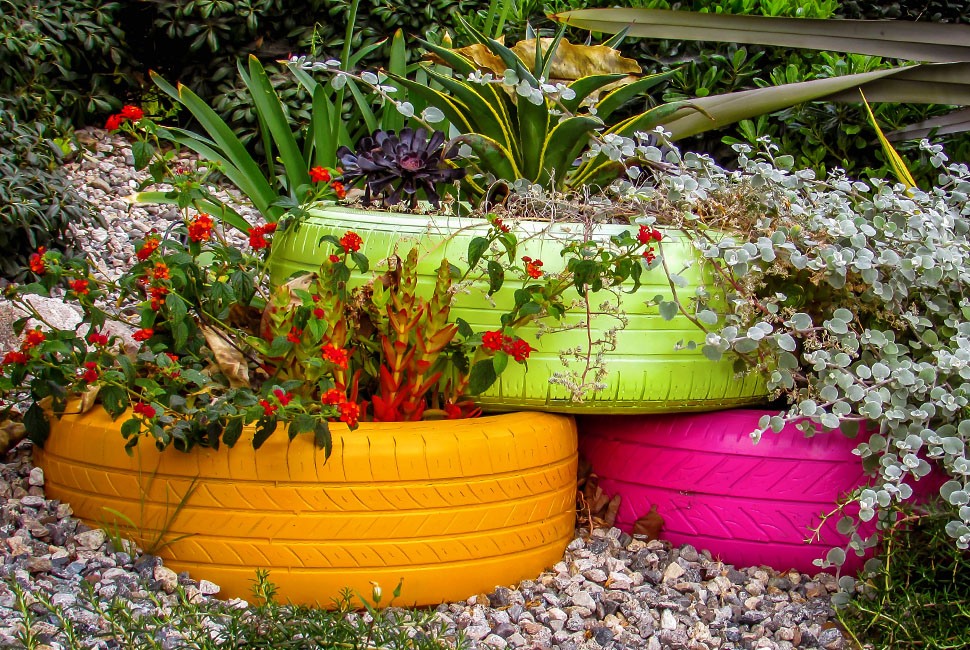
[187,213,214,242]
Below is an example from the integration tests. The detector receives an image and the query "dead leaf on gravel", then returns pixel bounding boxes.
[0,420,26,456]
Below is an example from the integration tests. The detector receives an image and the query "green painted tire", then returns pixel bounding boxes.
[269,205,767,413]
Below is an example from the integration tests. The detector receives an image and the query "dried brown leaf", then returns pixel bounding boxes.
[0,420,26,456]
[435,38,641,82]
[201,325,250,388]
[632,504,664,541]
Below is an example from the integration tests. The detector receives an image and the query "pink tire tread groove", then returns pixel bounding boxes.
[579,410,881,573]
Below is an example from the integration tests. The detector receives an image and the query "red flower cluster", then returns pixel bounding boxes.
[310,166,331,183]
[319,388,360,425]
[80,361,99,383]
[328,254,341,264]
[492,217,511,233]
[133,328,154,342]
[259,399,277,417]
[638,225,663,264]
[286,327,303,344]
[637,225,663,245]
[273,388,293,406]
[481,330,533,362]
[522,256,544,279]
[69,279,90,296]
[339,231,362,253]
[321,344,349,369]
[23,329,46,350]
[86,331,109,346]
[332,181,347,200]
[248,222,278,250]
[29,247,47,274]
[149,286,168,310]
[187,213,214,242]
[338,400,360,427]
[2,351,27,366]
[133,402,156,418]
[136,232,161,261]
[105,105,144,131]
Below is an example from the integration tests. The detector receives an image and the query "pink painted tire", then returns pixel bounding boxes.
[579,410,882,573]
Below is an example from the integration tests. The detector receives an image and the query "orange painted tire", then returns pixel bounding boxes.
[34,410,578,606]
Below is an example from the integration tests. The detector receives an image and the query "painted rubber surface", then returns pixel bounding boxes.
[578,410,902,573]
[35,410,577,606]
[269,206,768,414]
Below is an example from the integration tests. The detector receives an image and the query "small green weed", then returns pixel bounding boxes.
[4,569,463,649]
[839,501,970,650]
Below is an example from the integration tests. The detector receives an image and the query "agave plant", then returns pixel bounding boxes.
[336,128,466,209]
[388,18,685,195]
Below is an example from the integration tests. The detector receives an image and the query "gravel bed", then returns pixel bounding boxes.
[0,129,849,649]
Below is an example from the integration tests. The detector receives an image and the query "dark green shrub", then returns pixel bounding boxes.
[0,107,94,280]
[0,0,132,129]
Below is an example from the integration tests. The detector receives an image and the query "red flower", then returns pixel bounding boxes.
[637,225,663,245]
[332,181,347,200]
[286,327,303,344]
[119,105,144,121]
[643,248,657,264]
[338,400,360,427]
[321,344,349,369]
[105,114,124,131]
[137,232,161,261]
[187,213,214,242]
[522,256,544,279]
[248,223,277,250]
[133,402,156,418]
[86,331,109,346]
[29,247,47,274]
[339,231,362,253]
[481,330,505,352]
[22,329,46,350]
[321,388,345,405]
[2,351,27,365]
[313,307,326,319]
[133,328,154,342]
[272,388,293,406]
[259,399,278,417]
[310,166,331,183]
[69,279,90,296]
[492,218,510,233]
[504,337,533,363]
[80,361,99,383]
[328,254,340,264]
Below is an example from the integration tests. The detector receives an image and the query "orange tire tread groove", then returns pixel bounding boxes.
[36,410,578,606]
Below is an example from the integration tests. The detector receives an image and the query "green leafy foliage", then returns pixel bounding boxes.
[0,0,130,129]
[0,111,95,280]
